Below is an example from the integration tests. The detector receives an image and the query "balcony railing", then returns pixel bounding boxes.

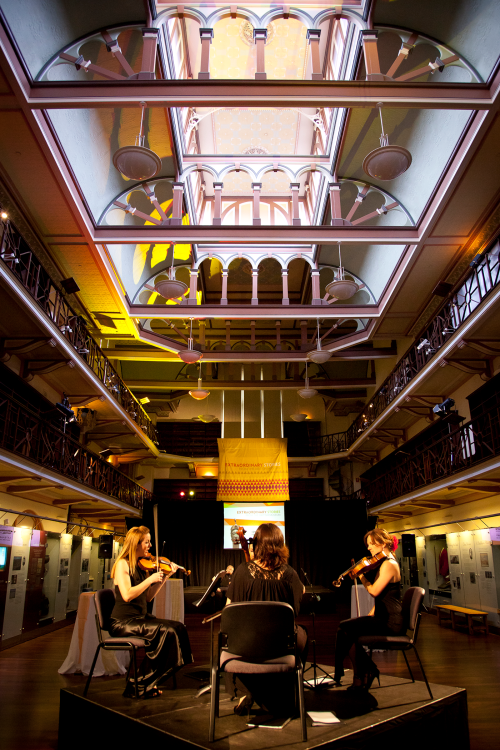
[364,400,500,508]
[0,387,152,510]
[0,213,157,444]
[309,430,349,457]
[310,238,500,455]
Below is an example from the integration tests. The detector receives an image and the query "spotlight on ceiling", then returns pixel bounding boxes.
[363,103,412,181]
[290,413,308,422]
[432,398,455,418]
[189,363,210,401]
[113,102,162,181]
[179,318,202,364]
[308,318,333,364]
[298,361,318,399]
[325,243,359,301]
[56,394,75,422]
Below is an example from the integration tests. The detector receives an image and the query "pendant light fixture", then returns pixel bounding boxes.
[298,360,318,399]
[198,414,216,422]
[189,362,210,400]
[325,243,360,301]
[113,102,162,181]
[308,318,333,364]
[178,318,202,364]
[363,103,412,181]
[154,247,188,301]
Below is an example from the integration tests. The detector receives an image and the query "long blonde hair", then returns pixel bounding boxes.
[111,525,150,579]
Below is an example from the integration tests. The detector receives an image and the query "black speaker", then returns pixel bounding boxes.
[401,533,417,557]
[98,534,113,559]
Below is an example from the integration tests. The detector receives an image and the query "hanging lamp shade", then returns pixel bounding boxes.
[112,103,161,180]
[198,414,216,422]
[178,319,202,363]
[189,378,210,400]
[155,264,188,301]
[290,413,308,422]
[298,363,317,398]
[363,103,411,181]
[325,244,359,301]
[308,318,333,363]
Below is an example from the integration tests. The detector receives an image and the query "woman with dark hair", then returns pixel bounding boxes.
[224,522,307,715]
[109,525,192,698]
[333,529,402,691]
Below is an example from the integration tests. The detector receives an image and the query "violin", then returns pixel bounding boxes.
[236,526,253,563]
[332,550,388,588]
[137,553,191,576]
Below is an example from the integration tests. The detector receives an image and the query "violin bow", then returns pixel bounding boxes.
[352,557,360,617]
[153,504,160,574]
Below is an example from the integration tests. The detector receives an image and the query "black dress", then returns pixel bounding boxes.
[334,566,403,681]
[224,561,307,714]
[108,566,192,696]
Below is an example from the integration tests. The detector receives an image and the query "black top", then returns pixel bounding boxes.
[226,561,304,616]
[366,564,403,634]
[111,564,149,619]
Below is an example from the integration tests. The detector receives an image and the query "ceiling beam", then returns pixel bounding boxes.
[126,378,374,391]
[103,347,396,362]
[24,80,493,110]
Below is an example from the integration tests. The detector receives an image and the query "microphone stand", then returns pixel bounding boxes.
[301,568,332,689]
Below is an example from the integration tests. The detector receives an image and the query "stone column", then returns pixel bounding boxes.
[254,29,268,80]
[221,268,228,305]
[140,27,159,79]
[290,183,301,226]
[311,269,322,305]
[213,182,223,225]
[329,181,350,226]
[188,269,198,305]
[281,269,289,305]
[198,28,214,80]
[171,182,184,225]
[252,182,262,226]
[307,29,322,81]
[251,269,259,305]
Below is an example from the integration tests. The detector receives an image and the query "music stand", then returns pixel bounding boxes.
[188,570,227,695]
[301,569,333,689]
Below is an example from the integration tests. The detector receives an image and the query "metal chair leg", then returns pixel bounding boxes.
[412,645,433,700]
[209,659,219,741]
[297,664,307,742]
[83,644,101,697]
[131,645,139,699]
[402,650,415,682]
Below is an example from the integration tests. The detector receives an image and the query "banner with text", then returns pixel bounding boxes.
[217,438,289,502]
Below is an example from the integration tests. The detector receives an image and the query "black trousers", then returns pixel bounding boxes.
[224,624,308,715]
[109,613,192,696]
[334,616,394,679]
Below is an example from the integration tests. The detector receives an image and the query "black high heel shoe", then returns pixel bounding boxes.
[234,695,253,715]
[364,667,380,692]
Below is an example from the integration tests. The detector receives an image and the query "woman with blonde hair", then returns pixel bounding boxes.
[333,528,402,691]
[109,525,192,698]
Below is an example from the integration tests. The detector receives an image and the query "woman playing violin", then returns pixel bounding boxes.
[109,525,192,698]
[333,529,402,691]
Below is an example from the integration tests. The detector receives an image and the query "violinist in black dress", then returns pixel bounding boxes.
[333,529,403,691]
[224,523,308,716]
[109,525,192,698]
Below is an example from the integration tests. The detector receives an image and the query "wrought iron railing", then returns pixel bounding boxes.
[311,238,500,455]
[364,400,500,508]
[0,213,157,444]
[0,387,152,510]
[309,430,349,456]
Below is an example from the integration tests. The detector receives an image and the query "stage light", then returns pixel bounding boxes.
[416,339,429,351]
[56,394,75,422]
[0,211,8,219]
[432,398,455,417]
[470,254,482,269]
[139,397,150,405]
[180,491,185,497]
[189,490,195,496]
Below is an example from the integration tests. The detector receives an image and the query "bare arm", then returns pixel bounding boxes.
[146,563,179,601]
[114,559,163,603]
[359,559,400,598]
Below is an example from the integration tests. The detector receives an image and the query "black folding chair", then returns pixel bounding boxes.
[358,586,434,699]
[209,601,307,742]
[83,589,146,698]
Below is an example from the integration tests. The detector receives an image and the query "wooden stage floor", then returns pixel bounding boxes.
[1,608,499,749]
[59,667,467,750]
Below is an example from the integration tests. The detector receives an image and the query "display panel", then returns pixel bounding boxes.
[0,546,7,571]
[223,502,285,550]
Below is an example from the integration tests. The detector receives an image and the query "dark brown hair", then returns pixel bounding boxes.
[364,528,397,552]
[253,523,289,569]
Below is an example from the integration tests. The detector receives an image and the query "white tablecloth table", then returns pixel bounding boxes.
[152,579,185,622]
[58,592,129,677]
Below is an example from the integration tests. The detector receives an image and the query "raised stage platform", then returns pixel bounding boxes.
[59,664,469,749]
